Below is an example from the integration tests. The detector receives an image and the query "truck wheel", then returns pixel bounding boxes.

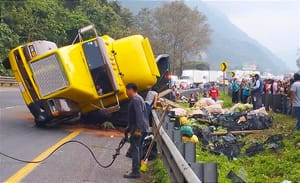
[34,115,47,127]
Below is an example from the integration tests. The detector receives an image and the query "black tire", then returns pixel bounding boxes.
[34,115,47,128]
[35,120,47,128]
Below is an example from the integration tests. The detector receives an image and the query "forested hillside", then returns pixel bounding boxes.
[0,0,133,75]
[0,0,211,76]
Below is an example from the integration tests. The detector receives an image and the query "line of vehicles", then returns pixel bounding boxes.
[171,69,228,89]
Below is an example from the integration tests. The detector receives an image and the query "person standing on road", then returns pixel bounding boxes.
[210,84,219,102]
[124,83,149,179]
[251,74,263,109]
[241,80,250,104]
[144,88,158,123]
[290,73,300,131]
[188,92,198,107]
[232,78,240,103]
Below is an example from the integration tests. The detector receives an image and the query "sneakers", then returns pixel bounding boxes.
[123,172,141,179]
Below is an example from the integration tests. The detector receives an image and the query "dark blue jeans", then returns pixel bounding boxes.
[242,95,249,104]
[296,107,300,130]
[129,132,147,173]
[253,93,262,110]
[232,91,239,103]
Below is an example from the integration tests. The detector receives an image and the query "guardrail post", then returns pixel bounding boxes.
[173,130,184,155]
[191,163,204,181]
[163,118,169,130]
[184,142,196,163]
[167,121,174,130]
[203,163,218,183]
[166,123,174,137]
[152,110,202,183]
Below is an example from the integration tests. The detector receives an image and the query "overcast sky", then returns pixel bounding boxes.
[203,0,300,69]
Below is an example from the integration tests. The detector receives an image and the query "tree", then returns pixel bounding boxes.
[0,0,134,76]
[0,23,19,75]
[132,8,155,38]
[182,61,210,70]
[134,1,210,75]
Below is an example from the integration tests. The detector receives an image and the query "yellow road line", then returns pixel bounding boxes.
[4,129,82,183]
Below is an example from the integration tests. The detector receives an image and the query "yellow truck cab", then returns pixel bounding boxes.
[3,25,169,126]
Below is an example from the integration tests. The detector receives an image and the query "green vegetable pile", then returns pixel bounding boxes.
[196,94,300,182]
[230,103,253,112]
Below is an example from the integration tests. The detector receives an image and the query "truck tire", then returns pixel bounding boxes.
[35,117,47,127]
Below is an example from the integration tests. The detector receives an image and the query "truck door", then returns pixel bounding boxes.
[83,40,114,95]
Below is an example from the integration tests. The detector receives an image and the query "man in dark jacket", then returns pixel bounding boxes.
[124,83,149,179]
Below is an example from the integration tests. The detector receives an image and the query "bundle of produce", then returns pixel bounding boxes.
[248,107,268,115]
[182,135,199,143]
[179,116,191,126]
[188,109,207,116]
[204,103,224,114]
[180,125,194,137]
[170,107,187,116]
[216,100,224,106]
[194,98,216,108]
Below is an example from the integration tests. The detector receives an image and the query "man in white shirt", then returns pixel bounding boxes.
[144,89,158,123]
[290,72,300,131]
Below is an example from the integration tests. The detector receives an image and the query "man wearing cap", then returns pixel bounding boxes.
[124,83,149,178]
[251,74,263,109]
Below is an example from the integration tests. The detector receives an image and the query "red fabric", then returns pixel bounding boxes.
[210,88,219,99]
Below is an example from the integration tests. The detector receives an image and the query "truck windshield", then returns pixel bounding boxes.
[83,40,113,95]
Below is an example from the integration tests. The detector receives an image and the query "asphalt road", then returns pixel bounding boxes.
[0,87,144,183]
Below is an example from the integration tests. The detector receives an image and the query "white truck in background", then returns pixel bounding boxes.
[181,70,223,87]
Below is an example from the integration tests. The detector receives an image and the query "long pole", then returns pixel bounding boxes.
[223,71,225,95]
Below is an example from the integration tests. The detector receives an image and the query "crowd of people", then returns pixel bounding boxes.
[169,72,300,131]
[231,74,264,110]
[230,74,295,110]
[231,73,300,131]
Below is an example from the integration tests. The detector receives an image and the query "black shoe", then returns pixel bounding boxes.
[126,152,132,158]
[123,172,141,179]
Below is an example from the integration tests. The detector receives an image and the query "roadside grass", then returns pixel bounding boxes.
[196,92,300,182]
[218,91,232,108]
[149,157,170,183]
[177,101,189,108]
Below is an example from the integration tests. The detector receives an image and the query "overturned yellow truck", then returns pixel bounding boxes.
[3,25,170,126]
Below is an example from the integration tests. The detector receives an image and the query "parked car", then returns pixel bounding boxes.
[179,80,190,89]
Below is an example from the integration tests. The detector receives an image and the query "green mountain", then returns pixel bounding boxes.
[120,0,287,73]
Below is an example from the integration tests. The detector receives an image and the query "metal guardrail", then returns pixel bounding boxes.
[0,76,17,86]
[152,110,202,183]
